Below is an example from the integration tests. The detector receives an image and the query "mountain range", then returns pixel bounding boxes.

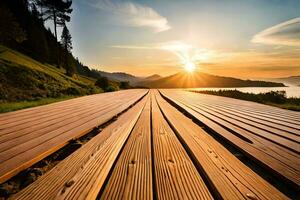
[266,76,300,86]
[97,70,285,88]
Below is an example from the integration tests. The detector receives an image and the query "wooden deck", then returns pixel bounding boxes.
[0,89,299,199]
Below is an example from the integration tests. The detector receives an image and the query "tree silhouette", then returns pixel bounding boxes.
[61,25,72,52]
[61,25,75,76]
[95,77,109,90]
[37,0,72,40]
[0,5,27,44]
[1,0,96,80]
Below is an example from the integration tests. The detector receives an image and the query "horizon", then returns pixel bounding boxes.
[0,1,300,198]
[60,0,300,79]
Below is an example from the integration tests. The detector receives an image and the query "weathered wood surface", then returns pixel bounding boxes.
[0,89,147,183]
[2,89,297,199]
[151,91,213,200]
[155,90,287,199]
[100,95,153,200]
[160,89,300,188]
[12,92,148,200]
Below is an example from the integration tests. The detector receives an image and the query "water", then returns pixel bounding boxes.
[191,86,300,98]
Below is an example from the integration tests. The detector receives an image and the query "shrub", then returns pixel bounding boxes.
[63,87,81,96]
[105,85,118,92]
[119,81,130,89]
[88,86,102,94]
[95,76,109,90]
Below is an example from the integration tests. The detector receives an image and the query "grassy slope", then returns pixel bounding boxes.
[0,45,102,113]
[0,96,77,113]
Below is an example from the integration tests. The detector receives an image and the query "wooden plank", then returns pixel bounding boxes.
[0,93,144,158]
[151,91,213,200]
[0,93,141,152]
[193,101,300,141]
[190,103,300,152]
[192,100,300,136]
[100,95,152,200]
[0,90,124,122]
[190,95,300,130]
[162,91,300,153]
[190,91,300,124]
[0,90,147,183]
[155,90,287,199]
[0,90,142,129]
[0,101,130,153]
[0,102,114,142]
[12,93,148,200]
[160,89,300,188]
[0,91,145,141]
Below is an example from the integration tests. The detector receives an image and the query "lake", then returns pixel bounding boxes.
[191,86,300,98]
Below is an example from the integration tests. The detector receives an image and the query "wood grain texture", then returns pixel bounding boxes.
[3,89,298,199]
[151,91,213,200]
[0,90,133,124]
[190,100,300,137]
[100,95,152,200]
[160,89,300,188]
[155,90,287,199]
[189,91,300,125]
[0,89,147,184]
[12,94,148,200]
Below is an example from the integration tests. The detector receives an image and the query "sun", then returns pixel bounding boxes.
[184,61,196,72]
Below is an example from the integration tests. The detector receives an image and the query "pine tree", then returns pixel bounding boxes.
[61,25,72,52]
[0,5,27,44]
[37,0,72,40]
[61,25,75,76]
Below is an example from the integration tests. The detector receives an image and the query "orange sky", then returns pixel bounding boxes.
[70,0,300,79]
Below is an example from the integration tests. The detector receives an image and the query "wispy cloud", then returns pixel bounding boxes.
[89,0,171,32]
[252,17,300,46]
[110,45,155,49]
[111,41,215,65]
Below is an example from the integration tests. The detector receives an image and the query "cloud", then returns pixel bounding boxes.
[110,45,155,49]
[252,17,300,46]
[111,41,216,62]
[89,0,171,32]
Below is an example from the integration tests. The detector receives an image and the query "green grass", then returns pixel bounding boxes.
[0,45,105,105]
[0,96,79,113]
[0,45,97,88]
[190,89,300,112]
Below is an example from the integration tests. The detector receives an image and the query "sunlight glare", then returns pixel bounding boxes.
[184,61,196,72]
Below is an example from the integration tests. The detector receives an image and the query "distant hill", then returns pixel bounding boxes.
[144,74,162,81]
[267,76,300,86]
[92,72,163,85]
[92,70,143,83]
[140,72,285,88]
[134,74,162,86]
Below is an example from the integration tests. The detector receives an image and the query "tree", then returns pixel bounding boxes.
[61,25,72,51]
[119,81,130,89]
[0,5,27,44]
[64,52,76,76]
[60,25,75,76]
[37,0,72,40]
[95,77,109,90]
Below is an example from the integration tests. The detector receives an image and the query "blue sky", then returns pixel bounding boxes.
[58,0,300,78]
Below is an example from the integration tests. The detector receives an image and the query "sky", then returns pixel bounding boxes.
[63,0,300,79]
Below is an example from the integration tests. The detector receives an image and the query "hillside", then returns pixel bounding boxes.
[0,45,102,103]
[94,70,142,83]
[140,71,285,88]
[144,74,162,81]
[268,76,300,86]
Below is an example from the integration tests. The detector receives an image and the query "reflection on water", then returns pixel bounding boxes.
[191,87,300,98]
